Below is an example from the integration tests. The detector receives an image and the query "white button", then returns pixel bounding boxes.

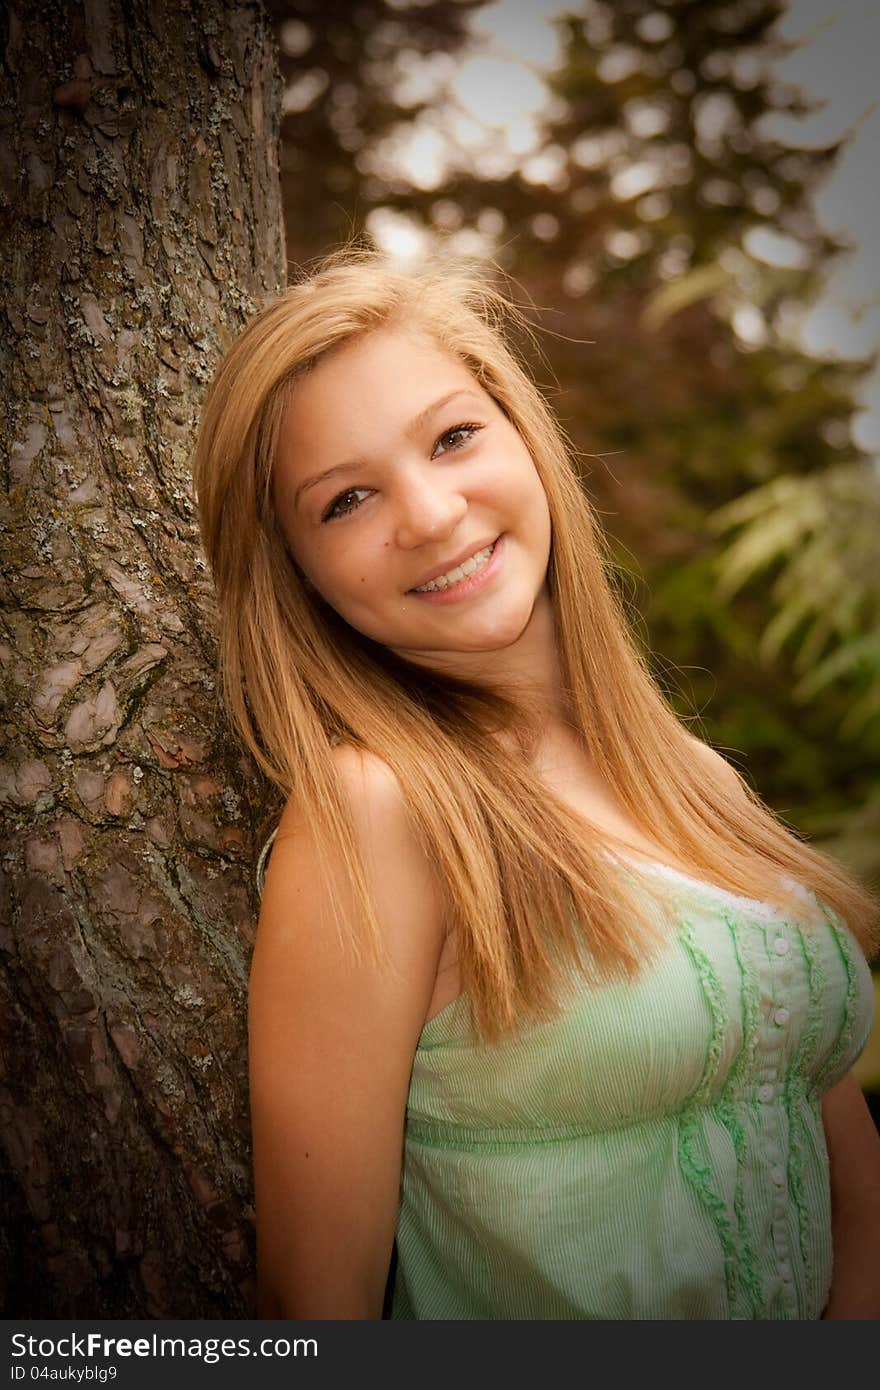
[772,937,789,956]
[757,1083,775,1103]
[779,1262,792,1283]
[771,1166,785,1186]
[773,1007,790,1026]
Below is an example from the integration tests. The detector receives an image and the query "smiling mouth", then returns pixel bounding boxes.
[409,539,498,594]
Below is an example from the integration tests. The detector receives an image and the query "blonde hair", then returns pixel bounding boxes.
[193,244,878,1041]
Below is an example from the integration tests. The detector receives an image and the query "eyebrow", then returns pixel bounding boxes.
[293,388,484,509]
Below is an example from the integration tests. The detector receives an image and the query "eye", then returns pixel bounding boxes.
[432,421,484,456]
[320,422,484,523]
[321,487,371,523]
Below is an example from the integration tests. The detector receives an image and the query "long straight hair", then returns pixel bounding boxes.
[193,245,878,1041]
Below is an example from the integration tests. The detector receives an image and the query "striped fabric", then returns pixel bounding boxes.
[390,859,875,1320]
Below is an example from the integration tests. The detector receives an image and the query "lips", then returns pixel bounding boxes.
[407,533,505,604]
[407,537,499,592]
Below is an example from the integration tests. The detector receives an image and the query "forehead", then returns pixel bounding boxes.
[280,326,481,454]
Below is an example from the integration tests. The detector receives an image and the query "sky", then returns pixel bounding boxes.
[765,0,880,451]
[371,0,880,454]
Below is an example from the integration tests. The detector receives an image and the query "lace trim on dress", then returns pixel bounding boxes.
[722,907,760,1093]
[813,911,861,1094]
[677,913,764,1318]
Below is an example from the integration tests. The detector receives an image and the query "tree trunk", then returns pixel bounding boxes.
[0,0,285,1316]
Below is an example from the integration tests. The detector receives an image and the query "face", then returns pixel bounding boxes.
[272,324,553,679]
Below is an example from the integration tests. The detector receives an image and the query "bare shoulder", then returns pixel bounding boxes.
[684,732,750,800]
[249,745,447,1316]
[256,742,447,1028]
[327,742,416,833]
[276,741,444,925]
[272,742,419,846]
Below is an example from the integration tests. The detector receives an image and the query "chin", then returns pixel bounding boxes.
[452,607,536,651]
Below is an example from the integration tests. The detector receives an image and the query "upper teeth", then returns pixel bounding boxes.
[413,542,495,592]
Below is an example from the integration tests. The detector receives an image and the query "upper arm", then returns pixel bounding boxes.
[821,1071,880,1221]
[248,747,447,1319]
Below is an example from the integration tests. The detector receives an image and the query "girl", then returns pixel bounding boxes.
[193,247,880,1320]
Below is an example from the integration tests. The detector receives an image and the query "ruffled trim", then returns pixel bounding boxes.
[792,917,825,1082]
[812,911,861,1094]
[779,920,824,1313]
[784,1078,818,1312]
[614,855,789,920]
[716,1099,764,1317]
[679,917,727,1107]
[677,917,763,1317]
[677,1110,748,1316]
[721,907,760,1092]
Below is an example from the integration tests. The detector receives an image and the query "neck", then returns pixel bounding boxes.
[401,583,575,730]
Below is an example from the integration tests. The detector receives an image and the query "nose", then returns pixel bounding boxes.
[392,468,468,550]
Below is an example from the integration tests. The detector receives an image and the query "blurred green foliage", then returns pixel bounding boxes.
[270,0,880,899]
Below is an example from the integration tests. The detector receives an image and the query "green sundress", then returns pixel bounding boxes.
[390,859,875,1320]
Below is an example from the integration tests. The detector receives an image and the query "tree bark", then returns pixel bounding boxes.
[0,0,285,1316]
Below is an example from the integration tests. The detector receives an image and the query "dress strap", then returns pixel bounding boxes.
[255,826,279,899]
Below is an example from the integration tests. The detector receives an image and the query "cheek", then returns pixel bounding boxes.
[514,454,551,521]
[292,533,353,595]
[324,558,375,608]
[522,468,553,560]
